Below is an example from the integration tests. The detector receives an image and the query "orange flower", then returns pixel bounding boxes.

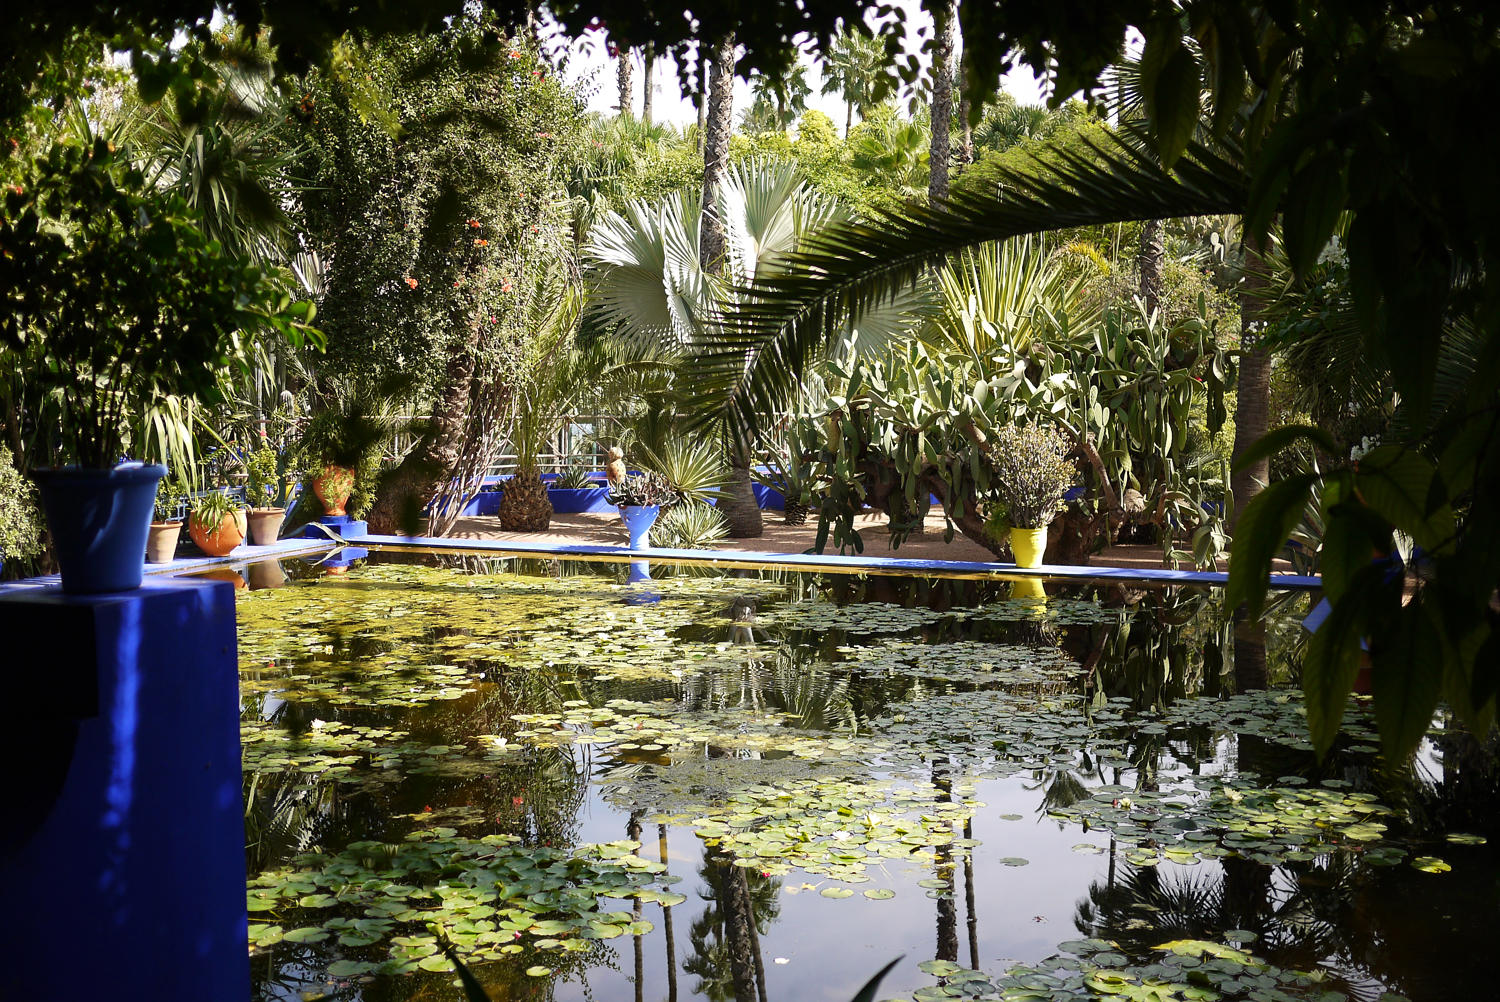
[467,219,480,228]
[404,277,418,289]
[509,50,522,58]
[474,238,488,246]
[501,282,514,293]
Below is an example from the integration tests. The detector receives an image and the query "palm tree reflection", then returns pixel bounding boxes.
[683,845,782,1002]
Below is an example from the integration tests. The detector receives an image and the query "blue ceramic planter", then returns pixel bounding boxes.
[30,462,165,594]
[618,504,660,549]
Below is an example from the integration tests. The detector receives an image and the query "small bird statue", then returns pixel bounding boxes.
[605,446,627,486]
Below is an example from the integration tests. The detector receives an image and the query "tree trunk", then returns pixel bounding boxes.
[956,34,973,169]
[700,35,735,273]
[1138,218,1165,316]
[845,100,853,138]
[697,58,710,152]
[1231,232,1272,528]
[641,43,655,124]
[365,302,482,534]
[721,458,764,538]
[929,0,957,202]
[617,46,634,117]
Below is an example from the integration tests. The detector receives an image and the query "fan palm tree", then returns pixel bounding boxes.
[586,158,866,537]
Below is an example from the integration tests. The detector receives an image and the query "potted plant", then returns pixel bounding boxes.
[245,445,287,544]
[607,471,675,549]
[146,476,189,563]
[0,139,317,593]
[989,424,1076,569]
[188,491,247,557]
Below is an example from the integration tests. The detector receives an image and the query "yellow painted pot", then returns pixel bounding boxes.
[1009,526,1048,569]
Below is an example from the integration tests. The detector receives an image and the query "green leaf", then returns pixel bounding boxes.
[1319,503,1377,603]
[1283,151,1348,277]
[1303,568,1378,757]
[863,888,896,899]
[1226,474,1318,618]
[1371,597,1445,760]
[1151,47,1204,168]
[281,927,329,944]
[1410,857,1451,873]
[1355,445,1453,550]
[821,886,855,898]
[526,966,553,977]
[1231,425,1339,474]
[850,956,905,1002]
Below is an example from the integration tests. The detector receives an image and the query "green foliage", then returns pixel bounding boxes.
[245,446,280,507]
[289,16,585,391]
[0,138,318,468]
[606,471,675,508]
[191,488,244,541]
[649,502,729,549]
[0,446,44,565]
[552,465,598,490]
[634,439,727,507]
[153,475,189,522]
[989,425,1075,529]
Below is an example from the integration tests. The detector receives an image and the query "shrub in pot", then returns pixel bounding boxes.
[146,476,188,564]
[989,424,1076,569]
[245,445,287,544]
[607,471,675,549]
[188,491,246,557]
[0,139,318,593]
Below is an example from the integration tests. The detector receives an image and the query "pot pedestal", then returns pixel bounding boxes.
[618,505,660,549]
[0,577,248,999]
[301,515,368,540]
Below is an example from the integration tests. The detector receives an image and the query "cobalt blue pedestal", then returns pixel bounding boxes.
[302,514,368,539]
[0,577,248,1001]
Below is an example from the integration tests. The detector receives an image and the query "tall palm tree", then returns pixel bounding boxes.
[929,0,958,202]
[819,29,885,137]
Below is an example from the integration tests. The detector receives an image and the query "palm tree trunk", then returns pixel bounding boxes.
[642,43,655,125]
[721,458,764,538]
[929,0,957,202]
[617,45,634,117]
[1138,218,1165,315]
[1230,232,1271,528]
[700,35,735,272]
[697,58,710,151]
[845,99,853,137]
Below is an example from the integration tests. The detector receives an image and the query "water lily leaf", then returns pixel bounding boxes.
[863,888,896,899]
[526,966,553,977]
[281,927,328,944]
[821,887,854,898]
[1411,856,1451,873]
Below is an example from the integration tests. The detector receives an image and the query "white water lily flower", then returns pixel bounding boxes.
[310,719,326,729]
[831,830,851,840]
[774,958,790,965]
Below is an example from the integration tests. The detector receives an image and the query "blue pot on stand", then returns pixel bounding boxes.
[30,462,166,594]
[618,504,660,550]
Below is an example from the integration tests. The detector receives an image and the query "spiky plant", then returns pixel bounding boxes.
[649,502,729,549]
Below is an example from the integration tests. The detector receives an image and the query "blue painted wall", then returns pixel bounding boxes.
[0,577,248,1000]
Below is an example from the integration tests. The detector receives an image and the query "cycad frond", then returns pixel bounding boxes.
[686,127,1247,430]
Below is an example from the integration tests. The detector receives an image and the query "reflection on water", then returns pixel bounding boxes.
[218,550,1499,1002]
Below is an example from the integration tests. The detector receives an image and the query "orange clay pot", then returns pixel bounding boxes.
[188,510,246,557]
[312,464,355,517]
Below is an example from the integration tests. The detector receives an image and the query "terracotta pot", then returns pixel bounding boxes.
[312,464,355,517]
[188,510,246,557]
[247,507,286,545]
[146,521,183,564]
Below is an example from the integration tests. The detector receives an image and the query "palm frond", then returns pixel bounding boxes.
[683,127,1247,432]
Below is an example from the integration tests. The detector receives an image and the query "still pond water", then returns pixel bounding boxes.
[218,549,1498,1002]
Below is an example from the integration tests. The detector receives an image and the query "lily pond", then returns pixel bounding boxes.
[221,549,1498,1002]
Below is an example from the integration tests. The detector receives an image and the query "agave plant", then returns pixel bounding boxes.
[633,438,727,507]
